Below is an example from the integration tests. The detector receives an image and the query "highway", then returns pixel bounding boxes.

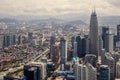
[0,42,60,76]
[0,48,49,75]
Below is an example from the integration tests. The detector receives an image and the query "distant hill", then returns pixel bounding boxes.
[29,18,65,24]
[66,20,87,26]
[0,18,18,23]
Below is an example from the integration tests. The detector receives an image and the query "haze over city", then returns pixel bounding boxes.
[0,0,120,80]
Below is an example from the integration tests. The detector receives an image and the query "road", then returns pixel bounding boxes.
[0,42,60,76]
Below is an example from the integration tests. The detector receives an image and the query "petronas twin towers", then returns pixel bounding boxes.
[89,10,99,57]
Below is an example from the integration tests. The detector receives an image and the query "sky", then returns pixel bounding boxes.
[0,0,120,17]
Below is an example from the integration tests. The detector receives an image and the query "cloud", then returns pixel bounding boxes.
[0,0,119,16]
[106,0,120,7]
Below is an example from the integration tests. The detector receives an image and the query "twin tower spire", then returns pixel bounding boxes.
[89,8,99,57]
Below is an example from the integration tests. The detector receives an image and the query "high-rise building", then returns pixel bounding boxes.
[104,52,115,80]
[24,66,38,80]
[98,65,110,80]
[99,35,103,56]
[3,34,11,47]
[85,54,97,67]
[117,25,120,41]
[24,62,46,80]
[28,32,33,46]
[3,33,16,47]
[11,34,16,45]
[89,10,99,57]
[84,35,90,54]
[73,41,77,56]
[86,63,97,80]
[116,59,120,78]
[75,64,88,80]
[105,30,114,53]
[102,26,109,48]
[52,44,60,64]
[74,63,97,80]
[60,37,67,71]
[49,35,56,59]
[0,34,4,49]
[71,36,77,56]
[76,36,86,58]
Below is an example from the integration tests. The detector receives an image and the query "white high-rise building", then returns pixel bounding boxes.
[75,63,96,80]
[105,30,114,53]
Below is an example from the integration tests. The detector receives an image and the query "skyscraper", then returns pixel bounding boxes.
[102,26,109,48]
[60,37,67,71]
[49,35,56,59]
[24,62,46,80]
[76,36,86,58]
[117,25,120,41]
[89,10,99,57]
[105,30,114,53]
[74,63,97,80]
[98,65,110,80]
[71,36,77,56]
[52,44,60,64]
[28,32,33,47]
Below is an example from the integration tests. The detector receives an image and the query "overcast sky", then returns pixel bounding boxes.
[0,0,119,17]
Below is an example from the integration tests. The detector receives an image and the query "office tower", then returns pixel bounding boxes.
[75,63,96,80]
[73,41,77,56]
[117,24,120,41]
[71,36,77,56]
[86,63,97,80]
[28,32,33,46]
[24,62,46,80]
[105,30,114,53]
[85,54,97,67]
[60,37,67,71]
[104,52,115,80]
[101,49,106,64]
[89,10,99,57]
[76,36,86,58]
[114,35,118,48]
[102,26,109,48]
[99,35,103,56]
[116,59,120,78]
[3,33,16,47]
[3,34,11,47]
[0,34,3,49]
[75,64,88,80]
[24,66,38,80]
[71,36,76,49]
[52,44,60,64]
[49,35,56,59]
[11,34,16,45]
[98,65,110,80]
[84,35,90,54]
